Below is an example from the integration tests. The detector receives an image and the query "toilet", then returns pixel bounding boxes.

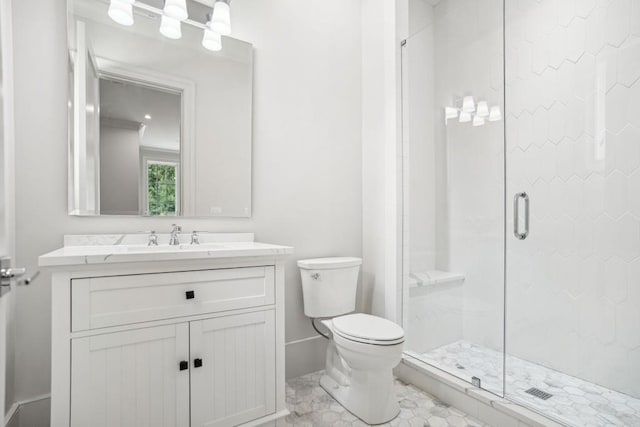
[298,257,405,425]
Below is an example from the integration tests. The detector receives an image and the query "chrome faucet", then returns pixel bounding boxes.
[148,231,158,246]
[169,224,182,245]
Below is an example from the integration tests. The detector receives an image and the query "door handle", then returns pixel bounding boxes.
[513,192,530,240]
[0,267,37,287]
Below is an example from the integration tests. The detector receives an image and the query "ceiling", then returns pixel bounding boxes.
[99,78,181,151]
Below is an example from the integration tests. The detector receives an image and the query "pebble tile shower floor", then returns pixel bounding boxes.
[284,371,488,426]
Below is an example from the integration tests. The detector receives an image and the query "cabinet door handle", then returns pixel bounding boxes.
[185,290,195,300]
[179,360,189,371]
[194,358,203,368]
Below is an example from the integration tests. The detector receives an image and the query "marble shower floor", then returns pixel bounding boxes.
[285,371,488,426]
[415,340,640,427]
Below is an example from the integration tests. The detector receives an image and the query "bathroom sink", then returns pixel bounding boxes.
[121,243,226,253]
[39,235,293,267]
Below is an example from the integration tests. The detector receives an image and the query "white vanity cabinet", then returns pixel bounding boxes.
[40,237,292,427]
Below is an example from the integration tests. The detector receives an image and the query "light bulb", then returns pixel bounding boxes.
[459,112,471,123]
[164,0,188,21]
[476,101,489,117]
[445,107,458,119]
[160,15,182,39]
[108,0,135,26]
[462,96,475,113]
[202,26,222,51]
[473,115,485,126]
[211,0,231,35]
[489,105,502,122]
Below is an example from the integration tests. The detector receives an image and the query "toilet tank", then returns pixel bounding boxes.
[297,257,362,318]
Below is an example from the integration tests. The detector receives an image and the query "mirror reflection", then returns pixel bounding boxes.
[68,0,253,217]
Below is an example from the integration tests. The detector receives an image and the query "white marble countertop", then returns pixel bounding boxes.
[39,233,293,267]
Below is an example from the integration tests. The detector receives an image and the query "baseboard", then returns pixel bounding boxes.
[4,394,50,427]
[395,357,565,427]
[285,335,327,379]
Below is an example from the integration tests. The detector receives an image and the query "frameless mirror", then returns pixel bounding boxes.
[67,0,252,217]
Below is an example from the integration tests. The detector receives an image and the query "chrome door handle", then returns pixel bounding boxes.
[513,192,530,240]
[0,267,38,286]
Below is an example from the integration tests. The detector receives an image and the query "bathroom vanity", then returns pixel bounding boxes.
[39,233,292,427]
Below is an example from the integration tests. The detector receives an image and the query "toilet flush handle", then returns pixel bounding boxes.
[311,273,320,280]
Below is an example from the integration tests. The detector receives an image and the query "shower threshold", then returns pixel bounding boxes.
[409,341,640,427]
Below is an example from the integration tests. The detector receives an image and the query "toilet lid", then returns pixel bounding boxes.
[333,313,404,344]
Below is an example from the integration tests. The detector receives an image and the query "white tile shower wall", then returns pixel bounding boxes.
[505,0,640,399]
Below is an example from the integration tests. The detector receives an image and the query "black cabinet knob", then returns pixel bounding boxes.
[194,358,203,368]
[185,290,195,300]
[179,360,188,371]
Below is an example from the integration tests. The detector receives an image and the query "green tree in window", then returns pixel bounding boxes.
[147,163,177,216]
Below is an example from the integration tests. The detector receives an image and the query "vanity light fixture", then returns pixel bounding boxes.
[445,107,458,121]
[459,112,472,123]
[108,0,135,26]
[106,1,226,52]
[472,115,485,127]
[202,19,222,51]
[445,96,501,127]
[462,96,475,113]
[160,14,182,39]
[211,0,231,35]
[144,114,152,120]
[476,101,489,117]
[488,105,502,122]
[163,0,188,21]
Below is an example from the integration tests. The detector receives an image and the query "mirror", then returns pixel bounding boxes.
[67,0,252,217]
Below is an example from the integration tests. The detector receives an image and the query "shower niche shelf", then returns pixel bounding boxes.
[409,270,465,287]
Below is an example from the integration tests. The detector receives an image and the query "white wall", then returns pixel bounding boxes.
[11,0,363,414]
[99,123,140,215]
[361,0,403,323]
[505,0,640,398]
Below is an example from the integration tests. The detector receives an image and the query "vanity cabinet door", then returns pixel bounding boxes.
[190,310,276,427]
[70,324,190,427]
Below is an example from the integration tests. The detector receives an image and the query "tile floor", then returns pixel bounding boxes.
[284,371,488,426]
[417,340,640,427]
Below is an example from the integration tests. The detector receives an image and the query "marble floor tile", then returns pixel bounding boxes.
[284,371,488,426]
[415,340,640,427]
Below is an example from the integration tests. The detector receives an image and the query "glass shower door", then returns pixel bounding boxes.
[505,1,640,426]
[401,0,506,397]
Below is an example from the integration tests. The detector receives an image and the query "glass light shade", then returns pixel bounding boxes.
[445,107,458,119]
[108,0,134,26]
[459,112,471,123]
[202,27,222,51]
[489,105,502,121]
[160,15,182,39]
[163,0,188,21]
[473,115,485,126]
[211,0,231,35]
[462,96,475,113]
[476,101,489,117]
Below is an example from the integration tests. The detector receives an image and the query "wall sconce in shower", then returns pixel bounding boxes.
[444,96,501,127]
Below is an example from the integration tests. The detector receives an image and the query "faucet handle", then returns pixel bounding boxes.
[148,231,158,246]
[190,231,200,245]
[171,224,182,233]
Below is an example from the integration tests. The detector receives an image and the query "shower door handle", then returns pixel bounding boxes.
[513,192,529,240]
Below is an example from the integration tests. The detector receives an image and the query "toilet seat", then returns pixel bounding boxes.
[332,313,405,346]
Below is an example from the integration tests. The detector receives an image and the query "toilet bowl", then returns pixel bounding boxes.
[298,258,405,425]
